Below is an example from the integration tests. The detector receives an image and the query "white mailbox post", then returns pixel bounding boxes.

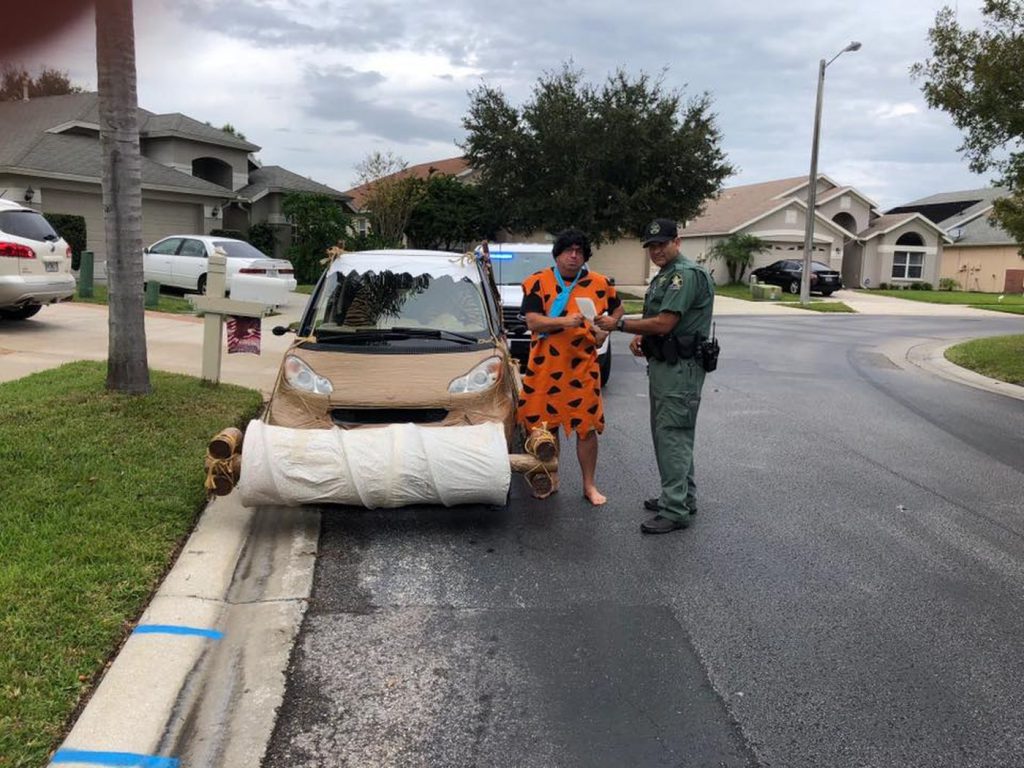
[189,247,271,384]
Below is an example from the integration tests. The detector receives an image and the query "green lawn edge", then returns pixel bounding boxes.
[945,335,1024,386]
[0,361,264,765]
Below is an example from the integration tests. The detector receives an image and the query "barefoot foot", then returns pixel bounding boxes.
[583,487,607,506]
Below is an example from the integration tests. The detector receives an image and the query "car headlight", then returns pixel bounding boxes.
[448,356,502,394]
[283,355,333,394]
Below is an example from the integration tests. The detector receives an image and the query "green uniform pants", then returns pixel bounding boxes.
[648,357,705,522]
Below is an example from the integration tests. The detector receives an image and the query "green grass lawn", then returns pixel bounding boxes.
[716,282,803,302]
[786,301,856,313]
[73,284,197,315]
[865,289,1024,314]
[0,362,263,766]
[945,334,1024,386]
[295,284,316,295]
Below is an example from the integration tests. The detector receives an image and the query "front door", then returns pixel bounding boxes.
[1004,269,1024,294]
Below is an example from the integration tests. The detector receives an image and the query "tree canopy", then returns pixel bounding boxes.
[710,234,768,283]
[405,174,496,250]
[354,151,425,247]
[1,64,82,101]
[913,0,1024,249]
[461,64,734,243]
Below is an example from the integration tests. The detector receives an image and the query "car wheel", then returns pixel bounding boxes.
[821,290,833,297]
[788,279,800,294]
[599,349,611,387]
[196,274,207,295]
[0,304,42,320]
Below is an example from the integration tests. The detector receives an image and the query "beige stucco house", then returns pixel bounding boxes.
[889,187,1023,293]
[678,174,950,289]
[0,92,350,268]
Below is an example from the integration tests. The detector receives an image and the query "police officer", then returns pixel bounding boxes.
[596,218,715,533]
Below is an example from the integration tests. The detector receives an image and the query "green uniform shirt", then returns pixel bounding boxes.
[643,256,715,339]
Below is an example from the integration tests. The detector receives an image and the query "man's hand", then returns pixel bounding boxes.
[629,334,644,357]
[594,313,617,332]
[562,312,585,328]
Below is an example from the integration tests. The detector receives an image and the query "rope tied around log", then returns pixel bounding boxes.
[524,422,557,463]
[204,455,238,496]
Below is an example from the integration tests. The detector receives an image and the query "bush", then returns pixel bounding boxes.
[939,277,959,291]
[247,222,277,256]
[209,228,245,240]
[878,282,889,290]
[920,282,933,291]
[910,282,923,290]
[44,213,86,270]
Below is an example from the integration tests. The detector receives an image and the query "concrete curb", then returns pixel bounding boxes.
[904,339,1024,402]
[49,494,319,768]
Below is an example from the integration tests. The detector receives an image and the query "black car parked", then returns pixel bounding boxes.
[749,259,842,296]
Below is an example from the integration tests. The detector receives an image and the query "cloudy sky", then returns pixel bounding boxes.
[21,0,991,209]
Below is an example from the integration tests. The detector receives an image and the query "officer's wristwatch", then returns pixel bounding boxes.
[616,317,626,332]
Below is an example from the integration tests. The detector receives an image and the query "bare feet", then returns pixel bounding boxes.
[583,486,607,506]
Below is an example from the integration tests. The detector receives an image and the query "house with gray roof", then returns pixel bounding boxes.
[0,92,351,267]
[679,174,949,289]
[888,187,1022,293]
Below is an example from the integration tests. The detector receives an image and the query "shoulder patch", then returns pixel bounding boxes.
[668,274,684,291]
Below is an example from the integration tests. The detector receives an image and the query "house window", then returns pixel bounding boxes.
[892,251,924,279]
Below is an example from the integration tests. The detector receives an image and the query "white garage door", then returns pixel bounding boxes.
[142,199,202,247]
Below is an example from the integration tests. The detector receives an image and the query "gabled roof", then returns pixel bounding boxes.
[815,184,879,210]
[888,187,1016,246]
[141,112,260,152]
[857,212,949,242]
[236,165,351,204]
[345,155,472,210]
[679,176,808,236]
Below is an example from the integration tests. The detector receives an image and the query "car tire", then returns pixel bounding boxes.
[788,279,800,294]
[0,304,42,320]
[821,290,833,297]
[599,349,611,387]
[196,274,207,295]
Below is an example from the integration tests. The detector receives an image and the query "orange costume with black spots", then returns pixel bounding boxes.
[516,268,620,437]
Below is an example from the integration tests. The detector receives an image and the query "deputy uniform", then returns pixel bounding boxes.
[643,253,715,523]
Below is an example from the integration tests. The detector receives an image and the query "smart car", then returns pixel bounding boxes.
[0,199,75,320]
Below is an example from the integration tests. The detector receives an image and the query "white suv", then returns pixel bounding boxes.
[0,199,75,320]
[487,242,613,385]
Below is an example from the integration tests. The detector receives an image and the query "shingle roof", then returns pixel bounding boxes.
[888,187,1016,246]
[236,165,350,201]
[141,112,260,151]
[678,175,811,236]
[345,156,472,210]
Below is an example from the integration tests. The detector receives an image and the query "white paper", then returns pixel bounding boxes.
[575,297,596,320]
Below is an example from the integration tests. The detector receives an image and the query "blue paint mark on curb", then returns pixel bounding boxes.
[52,749,180,767]
[132,624,224,640]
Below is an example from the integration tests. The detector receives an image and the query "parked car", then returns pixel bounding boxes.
[143,235,296,295]
[0,199,75,320]
[485,242,613,385]
[750,259,843,296]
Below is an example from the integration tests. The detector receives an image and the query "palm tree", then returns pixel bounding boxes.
[710,234,769,283]
[96,0,150,393]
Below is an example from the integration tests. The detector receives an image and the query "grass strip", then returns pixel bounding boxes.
[0,361,263,766]
[73,285,196,315]
[866,289,1024,308]
[786,301,856,313]
[945,334,1024,386]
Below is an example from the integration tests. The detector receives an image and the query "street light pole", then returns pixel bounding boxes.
[800,41,861,305]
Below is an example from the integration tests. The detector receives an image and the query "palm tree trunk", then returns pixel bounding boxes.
[96,0,150,393]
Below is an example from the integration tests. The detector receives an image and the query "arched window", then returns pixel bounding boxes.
[191,157,233,189]
[832,212,856,235]
[892,230,926,280]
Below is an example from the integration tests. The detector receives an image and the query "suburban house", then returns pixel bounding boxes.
[678,174,950,289]
[0,92,351,267]
[888,187,1024,294]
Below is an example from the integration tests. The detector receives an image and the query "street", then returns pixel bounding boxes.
[263,312,1024,768]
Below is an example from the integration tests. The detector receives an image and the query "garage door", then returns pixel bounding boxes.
[142,200,202,247]
[42,189,105,261]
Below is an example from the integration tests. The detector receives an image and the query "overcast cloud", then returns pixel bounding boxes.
[16,0,992,207]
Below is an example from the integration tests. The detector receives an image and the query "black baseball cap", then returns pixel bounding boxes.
[641,218,679,247]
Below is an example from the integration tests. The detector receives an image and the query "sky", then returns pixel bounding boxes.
[16,0,993,210]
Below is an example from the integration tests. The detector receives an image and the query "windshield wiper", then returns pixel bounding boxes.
[389,327,478,344]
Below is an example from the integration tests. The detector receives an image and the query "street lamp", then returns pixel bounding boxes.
[800,40,861,304]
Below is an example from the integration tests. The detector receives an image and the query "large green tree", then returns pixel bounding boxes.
[354,151,425,247]
[0,65,82,101]
[912,0,1024,251]
[405,174,495,250]
[282,192,349,283]
[461,64,734,243]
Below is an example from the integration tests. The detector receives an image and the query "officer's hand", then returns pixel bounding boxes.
[629,335,644,356]
[563,312,585,328]
[594,313,616,331]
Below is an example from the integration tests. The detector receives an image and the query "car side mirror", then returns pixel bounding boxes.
[143,247,149,254]
[272,325,293,336]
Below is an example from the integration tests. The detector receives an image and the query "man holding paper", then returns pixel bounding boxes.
[516,229,624,505]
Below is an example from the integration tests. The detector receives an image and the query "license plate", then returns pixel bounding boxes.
[267,270,278,277]
[44,261,59,273]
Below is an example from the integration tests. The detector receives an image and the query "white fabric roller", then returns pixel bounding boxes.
[238,420,511,508]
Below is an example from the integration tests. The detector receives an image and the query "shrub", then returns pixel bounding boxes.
[247,222,277,256]
[44,213,86,270]
[910,282,923,290]
[939,277,959,291]
[878,282,889,290]
[209,228,245,240]
[920,282,933,291]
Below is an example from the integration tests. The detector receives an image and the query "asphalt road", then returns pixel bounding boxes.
[261,312,1022,767]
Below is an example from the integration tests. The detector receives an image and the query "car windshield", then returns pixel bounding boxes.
[214,240,270,259]
[0,210,59,241]
[488,249,552,285]
[305,270,490,337]
[811,262,833,271]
